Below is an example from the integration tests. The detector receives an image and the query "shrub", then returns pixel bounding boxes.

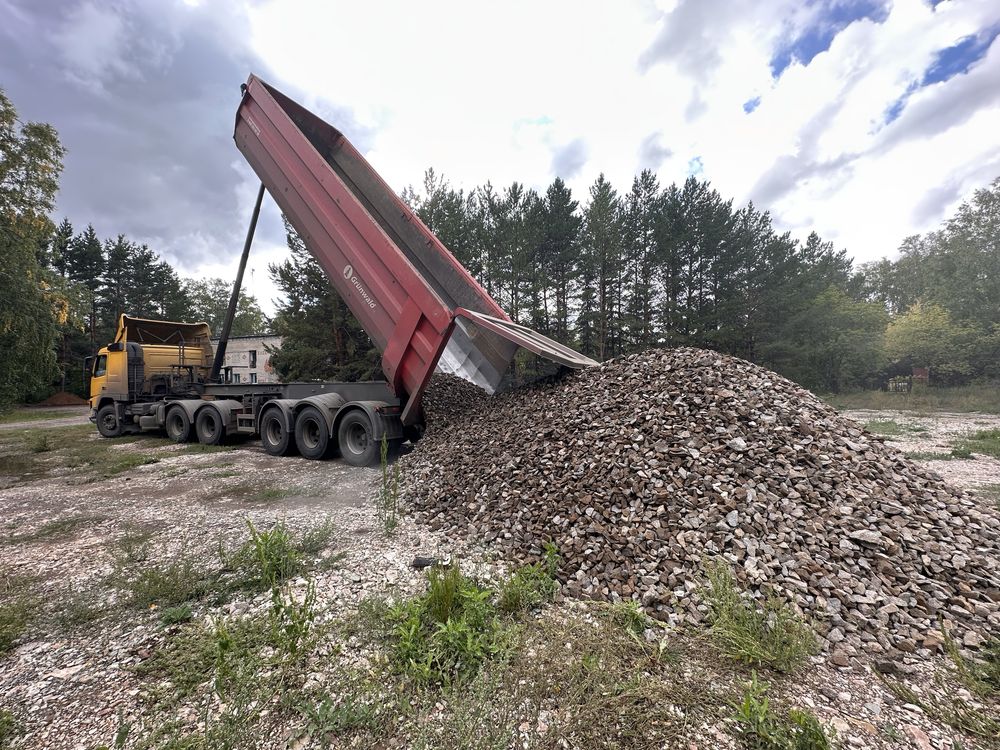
[731,672,836,750]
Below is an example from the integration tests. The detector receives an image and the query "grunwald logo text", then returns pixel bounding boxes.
[343,265,377,310]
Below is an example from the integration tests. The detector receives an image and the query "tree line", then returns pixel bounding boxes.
[3,81,998,409]
[1,88,267,405]
[270,168,1000,395]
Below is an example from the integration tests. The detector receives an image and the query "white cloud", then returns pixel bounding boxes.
[240,0,1000,275]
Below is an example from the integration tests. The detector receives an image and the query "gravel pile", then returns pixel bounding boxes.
[408,348,1000,659]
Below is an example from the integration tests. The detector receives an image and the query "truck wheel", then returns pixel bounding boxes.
[195,407,225,445]
[337,410,380,467]
[260,408,297,457]
[96,405,122,438]
[295,406,332,460]
[165,407,192,443]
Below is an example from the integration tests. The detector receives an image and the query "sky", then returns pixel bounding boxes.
[1,0,999,316]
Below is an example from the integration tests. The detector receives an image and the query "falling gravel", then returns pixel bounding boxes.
[407,348,1000,661]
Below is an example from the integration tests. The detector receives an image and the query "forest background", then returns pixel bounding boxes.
[3,87,997,409]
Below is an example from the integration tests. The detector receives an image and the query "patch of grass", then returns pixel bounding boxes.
[953,428,1000,459]
[160,604,193,626]
[943,629,999,700]
[381,564,512,685]
[0,575,37,654]
[114,551,214,609]
[7,513,105,544]
[182,442,235,454]
[974,483,1000,510]
[703,561,817,673]
[877,669,1000,744]
[508,609,714,748]
[0,407,81,424]
[55,585,109,629]
[297,517,336,556]
[0,707,23,747]
[827,384,1000,414]
[221,520,303,591]
[731,672,836,750]
[904,451,949,460]
[298,693,378,740]
[113,525,154,564]
[863,419,927,436]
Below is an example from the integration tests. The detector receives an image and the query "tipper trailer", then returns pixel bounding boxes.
[87,75,596,466]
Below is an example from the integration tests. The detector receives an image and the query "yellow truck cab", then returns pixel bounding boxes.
[89,315,214,437]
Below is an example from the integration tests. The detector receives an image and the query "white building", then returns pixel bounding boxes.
[210,334,283,384]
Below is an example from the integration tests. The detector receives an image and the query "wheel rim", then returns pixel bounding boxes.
[345,421,369,456]
[202,414,218,440]
[167,413,182,437]
[302,418,321,451]
[101,412,116,432]
[265,415,283,447]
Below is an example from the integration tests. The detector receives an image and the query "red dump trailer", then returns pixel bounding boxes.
[86,76,595,466]
[234,74,594,425]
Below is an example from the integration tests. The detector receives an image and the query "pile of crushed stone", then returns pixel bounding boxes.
[409,349,1000,661]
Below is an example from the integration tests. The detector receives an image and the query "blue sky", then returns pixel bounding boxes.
[1,0,998,313]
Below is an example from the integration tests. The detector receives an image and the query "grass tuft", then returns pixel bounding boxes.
[702,561,816,673]
[731,672,836,750]
[953,428,1000,459]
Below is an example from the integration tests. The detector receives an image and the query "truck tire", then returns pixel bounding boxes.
[195,407,225,445]
[165,407,192,443]
[96,404,122,438]
[295,406,332,460]
[337,410,380,467]
[260,408,297,457]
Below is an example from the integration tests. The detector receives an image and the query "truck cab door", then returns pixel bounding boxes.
[90,353,108,406]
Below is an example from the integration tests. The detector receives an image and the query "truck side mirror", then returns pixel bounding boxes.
[108,342,125,352]
[84,356,94,383]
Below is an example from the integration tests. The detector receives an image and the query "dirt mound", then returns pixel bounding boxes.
[39,391,88,406]
[405,348,1000,659]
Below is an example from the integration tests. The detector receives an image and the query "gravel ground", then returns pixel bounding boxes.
[0,409,997,749]
[842,409,1000,492]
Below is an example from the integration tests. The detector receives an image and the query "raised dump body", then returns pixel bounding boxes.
[234,75,595,424]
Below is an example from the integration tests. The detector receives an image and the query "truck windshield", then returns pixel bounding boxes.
[94,355,107,377]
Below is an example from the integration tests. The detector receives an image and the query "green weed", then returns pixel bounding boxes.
[731,672,836,750]
[160,604,194,626]
[943,628,999,699]
[384,564,511,685]
[377,434,401,535]
[115,552,212,609]
[297,517,335,556]
[298,693,377,739]
[221,519,303,590]
[497,563,556,614]
[703,561,817,673]
[55,585,108,629]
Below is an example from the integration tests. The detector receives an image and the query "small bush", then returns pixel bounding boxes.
[731,672,836,750]
[607,600,651,637]
[377,435,401,535]
[297,517,336,556]
[703,561,816,673]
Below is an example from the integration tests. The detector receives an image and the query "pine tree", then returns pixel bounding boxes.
[579,174,622,360]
